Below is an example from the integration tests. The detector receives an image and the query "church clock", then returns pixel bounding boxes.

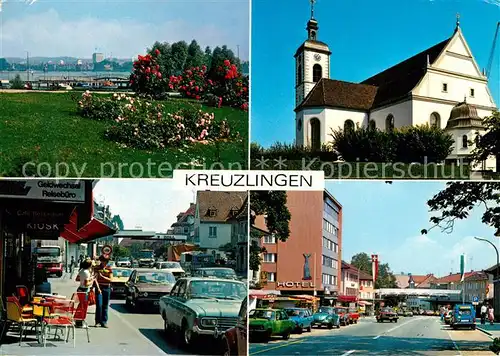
[314,53,321,62]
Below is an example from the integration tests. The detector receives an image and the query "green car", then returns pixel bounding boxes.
[312,306,341,329]
[249,308,295,342]
[159,277,247,348]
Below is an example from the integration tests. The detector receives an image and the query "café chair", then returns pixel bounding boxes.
[6,299,38,345]
[42,300,76,348]
[15,286,33,314]
[72,292,91,342]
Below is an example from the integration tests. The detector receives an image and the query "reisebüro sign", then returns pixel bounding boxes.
[0,180,85,203]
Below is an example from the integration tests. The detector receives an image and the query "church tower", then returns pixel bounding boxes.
[294,0,331,107]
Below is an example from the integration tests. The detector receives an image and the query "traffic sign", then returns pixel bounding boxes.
[101,245,112,256]
[473,296,479,303]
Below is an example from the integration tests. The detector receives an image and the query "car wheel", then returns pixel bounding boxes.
[125,297,132,309]
[394,319,398,323]
[297,325,303,334]
[163,315,171,336]
[327,323,333,329]
[283,330,291,340]
[336,323,340,329]
[222,336,231,356]
[355,319,358,324]
[472,324,476,330]
[307,325,311,332]
[181,321,193,347]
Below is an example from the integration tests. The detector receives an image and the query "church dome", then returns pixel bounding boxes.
[445,101,484,129]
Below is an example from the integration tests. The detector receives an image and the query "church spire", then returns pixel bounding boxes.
[455,13,460,32]
[310,0,316,19]
[307,0,319,41]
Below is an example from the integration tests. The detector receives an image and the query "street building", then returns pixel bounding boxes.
[250,190,342,307]
[339,262,375,313]
[293,5,497,171]
[170,203,195,243]
[194,191,248,262]
[395,273,437,289]
[430,271,493,303]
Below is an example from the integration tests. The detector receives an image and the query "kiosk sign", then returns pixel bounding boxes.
[0,180,85,203]
[102,245,113,256]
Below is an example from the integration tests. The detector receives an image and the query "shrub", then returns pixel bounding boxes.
[130,50,165,96]
[204,93,222,108]
[77,91,123,121]
[207,60,248,109]
[170,65,207,100]
[10,74,24,89]
[330,124,453,163]
[251,142,338,162]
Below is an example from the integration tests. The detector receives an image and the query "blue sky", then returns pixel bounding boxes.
[0,0,249,59]
[251,0,500,147]
[327,181,498,276]
[93,180,195,232]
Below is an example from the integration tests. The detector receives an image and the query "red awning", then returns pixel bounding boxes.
[338,295,358,303]
[61,210,116,244]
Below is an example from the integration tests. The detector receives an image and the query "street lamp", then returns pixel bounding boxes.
[474,236,500,283]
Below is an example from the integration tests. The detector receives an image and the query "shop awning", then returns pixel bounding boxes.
[61,210,116,244]
[358,301,373,306]
[249,290,281,298]
[338,295,358,303]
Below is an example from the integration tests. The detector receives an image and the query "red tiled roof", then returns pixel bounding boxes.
[433,271,488,284]
[197,191,248,223]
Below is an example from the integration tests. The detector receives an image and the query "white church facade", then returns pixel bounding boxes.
[295,8,498,171]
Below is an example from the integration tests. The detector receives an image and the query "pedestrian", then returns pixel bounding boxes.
[481,303,488,324]
[489,305,495,325]
[70,256,75,273]
[94,254,113,328]
[440,306,445,321]
[75,258,97,327]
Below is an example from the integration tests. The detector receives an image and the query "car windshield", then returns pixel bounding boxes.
[250,310,275,320]
[161,262,181,269]
[118,258,129,261]
[381,308,393,313]
[459,309,472,315]
[318,307,334,314]
[112,269,132,278]
[137,272,175,284]
[200,269,236,278]
[334,308,346,313]
[189,280,246,300]
[286,309,305,317]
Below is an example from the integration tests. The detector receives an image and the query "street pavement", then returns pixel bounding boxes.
[249,316,495,355]
[0,274,215,356]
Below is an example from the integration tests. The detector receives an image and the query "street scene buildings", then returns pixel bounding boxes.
[249,182,500,355]
[0,180,248,355]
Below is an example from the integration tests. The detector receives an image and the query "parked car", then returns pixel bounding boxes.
[159,277,246,348]
[404,310,414,317]
[376,308,399,323]
[193,267,238,280]
[249,309,295,342]
[221,297,247,356]
[111,267,132,298]
[285,308,313,333]
[155,261,186,279]
[348,308,360,324]
[116,258,131,268]
[125,269,176,309]
[312,306,340,329]
[444,311,453,325]
[451,304,476,330]
[334,306,350,326]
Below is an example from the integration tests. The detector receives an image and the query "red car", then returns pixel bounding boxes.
[222,297,247,356]
[348,308,360,324]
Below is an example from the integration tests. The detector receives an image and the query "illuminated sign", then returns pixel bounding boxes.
[277,281,315,288]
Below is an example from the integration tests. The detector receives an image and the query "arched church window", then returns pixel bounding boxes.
[311,30,317,41]
[369,120,376,131]
[310,118,321,151]
[313,64,322,83]
[344,120,355,133]
[430,112,441,129]
[385,114,395,132]
[297,118,302,131]
[297,63,302,85]
[462,135,468,148]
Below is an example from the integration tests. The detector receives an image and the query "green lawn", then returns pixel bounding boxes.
[0,92,248,178]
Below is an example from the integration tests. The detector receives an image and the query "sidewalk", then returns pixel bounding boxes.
[0,277,167,356]
[476,322,500,338]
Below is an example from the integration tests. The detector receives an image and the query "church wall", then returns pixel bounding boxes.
[296,111,305,146]
[301,108,326,146]
[447,36,470,57]
[370,100,412,129]
[414,72,493,107]
[436,55,479,77]
[323,108,368,142]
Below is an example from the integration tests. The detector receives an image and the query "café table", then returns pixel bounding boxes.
[36,293,67,299]
[32,299,54,344]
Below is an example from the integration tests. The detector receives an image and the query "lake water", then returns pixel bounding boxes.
[0,71,131,81]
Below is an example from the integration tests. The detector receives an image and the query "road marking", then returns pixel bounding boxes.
[250,340,304,355]
[109,306,167,355]
[340,351,356,356]
[372,316,422,340]
[446,330,462,355]
[372,335,381,339]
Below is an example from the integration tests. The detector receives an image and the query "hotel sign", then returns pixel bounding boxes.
[0,180,85,203]
[277,281,315,288]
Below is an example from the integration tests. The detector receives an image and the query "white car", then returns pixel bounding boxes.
[156,261,185,280]
[116,258,131,267]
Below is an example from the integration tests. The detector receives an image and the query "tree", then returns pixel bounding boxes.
[10,74,24,89]
[111,215,124,231]
[421,182,500,235]
[0,58,9,71]
[204,46,212,69]
[111,245,131,259]
[250,191,291,241]
[207,45,240,80]
[351,253,371,275]
[471,111,500,168]
[170,41,189,75]
[376,263,397,288]
[185,40,205,70]
[130,243,144,257]
[149,41,174,79]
